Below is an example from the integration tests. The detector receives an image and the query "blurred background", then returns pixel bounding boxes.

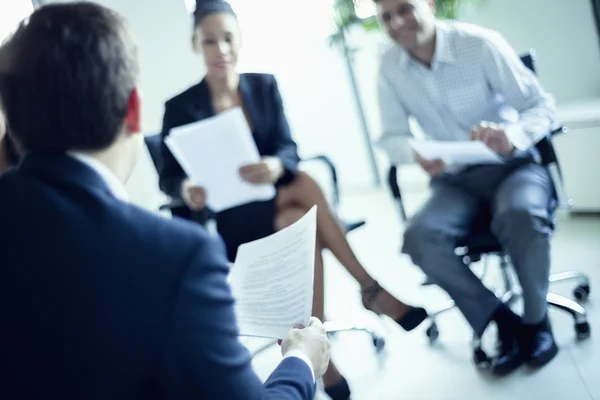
[5,0,597,211]
[2,1,599,399]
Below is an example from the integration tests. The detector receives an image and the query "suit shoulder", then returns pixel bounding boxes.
[241,72,276,84]
[241,73,279,92]
[117,203,227,266]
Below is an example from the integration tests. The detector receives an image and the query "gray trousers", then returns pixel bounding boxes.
[402,160,555,336]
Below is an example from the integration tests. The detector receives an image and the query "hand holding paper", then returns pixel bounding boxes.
[164,107,276,212]
[230,206,317,340]
[239,156,284,185]
[409,139,503,166]
[470,121,515,155]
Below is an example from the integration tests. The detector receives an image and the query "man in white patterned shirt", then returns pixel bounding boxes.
[374,0,558,375]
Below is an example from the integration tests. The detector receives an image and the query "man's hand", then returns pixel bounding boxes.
[470,121,515,155]
[280,317,331,379]
[180,178,206,211]
[239,156,283,185]
[415,153,445,177]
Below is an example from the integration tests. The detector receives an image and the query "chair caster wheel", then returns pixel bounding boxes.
[372,336,386,352]
[472,349,491,369]
[426,323,439,343]
[575,321,591,340]
[573,284,590,301]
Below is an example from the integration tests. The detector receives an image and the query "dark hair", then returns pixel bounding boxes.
[0,2,139,153]
[193,0,237,28]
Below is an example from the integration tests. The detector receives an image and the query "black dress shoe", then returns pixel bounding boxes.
[491,304,525,376]
[522,316,559,367]
[324,376,351,400]
[493,337,524,375]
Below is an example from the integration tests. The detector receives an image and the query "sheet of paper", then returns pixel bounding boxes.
[164,107,275,212]
[230,206,317,340]
[409,139,503,165]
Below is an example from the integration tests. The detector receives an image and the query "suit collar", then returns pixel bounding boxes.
[68,152,129,202]
[18,153,122,202]
[238,74,259,132]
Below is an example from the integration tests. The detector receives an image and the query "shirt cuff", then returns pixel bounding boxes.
[504,123,533,151]
[375,135,415,165]
[283,350,315,383]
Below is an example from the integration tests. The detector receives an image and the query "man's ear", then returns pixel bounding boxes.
[124,87,141,135]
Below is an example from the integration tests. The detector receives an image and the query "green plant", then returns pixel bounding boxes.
[436,0,466,19]
[329,0,378,48]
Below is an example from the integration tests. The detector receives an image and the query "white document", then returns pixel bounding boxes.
[230,206,317,340]
[409,139,503,165]
[164,107,276,212]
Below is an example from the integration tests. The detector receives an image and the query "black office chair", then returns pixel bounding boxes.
[144,133,385,356]
[386,50,591,368]
[144,134,366,233]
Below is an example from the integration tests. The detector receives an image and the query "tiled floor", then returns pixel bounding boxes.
[246,184,600,400]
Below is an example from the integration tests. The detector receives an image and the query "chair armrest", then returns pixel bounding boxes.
[387,165,401,199]
[536,125,566,167]
[159,199,217,226]
[301,154,341,209]
[535,125,572,209]
[158,198,184,211]
[387,165,408,222]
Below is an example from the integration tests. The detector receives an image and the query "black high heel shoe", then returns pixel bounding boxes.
[361,281,428,331]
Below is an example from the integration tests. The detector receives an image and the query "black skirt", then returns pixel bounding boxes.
[215,198,277,262]
[171,198,277,263]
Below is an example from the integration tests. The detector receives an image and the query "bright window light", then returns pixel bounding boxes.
[0,0,34,43]
[354,0,376,19]
[183,0,195,14]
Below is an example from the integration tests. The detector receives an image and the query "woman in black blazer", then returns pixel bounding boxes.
[159,2,428,397]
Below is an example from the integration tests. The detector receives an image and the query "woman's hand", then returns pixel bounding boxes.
[181,178,206,210]
[239,156,284,185]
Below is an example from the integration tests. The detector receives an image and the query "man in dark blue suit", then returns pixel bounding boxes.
[0,3,330,399]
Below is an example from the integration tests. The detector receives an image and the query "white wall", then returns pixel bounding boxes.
[353,0,600,191]
[39,0,600,210]
[84,0,381,208]
[0,0,34,42]
[84,0,207,209]
[41,0,381,209]
[228,0,379,190]
[460,0,600,104]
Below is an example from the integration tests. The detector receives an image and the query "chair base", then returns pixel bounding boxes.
[248,319,387,358]
[424,268,592,368]
[324,320,387,352]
